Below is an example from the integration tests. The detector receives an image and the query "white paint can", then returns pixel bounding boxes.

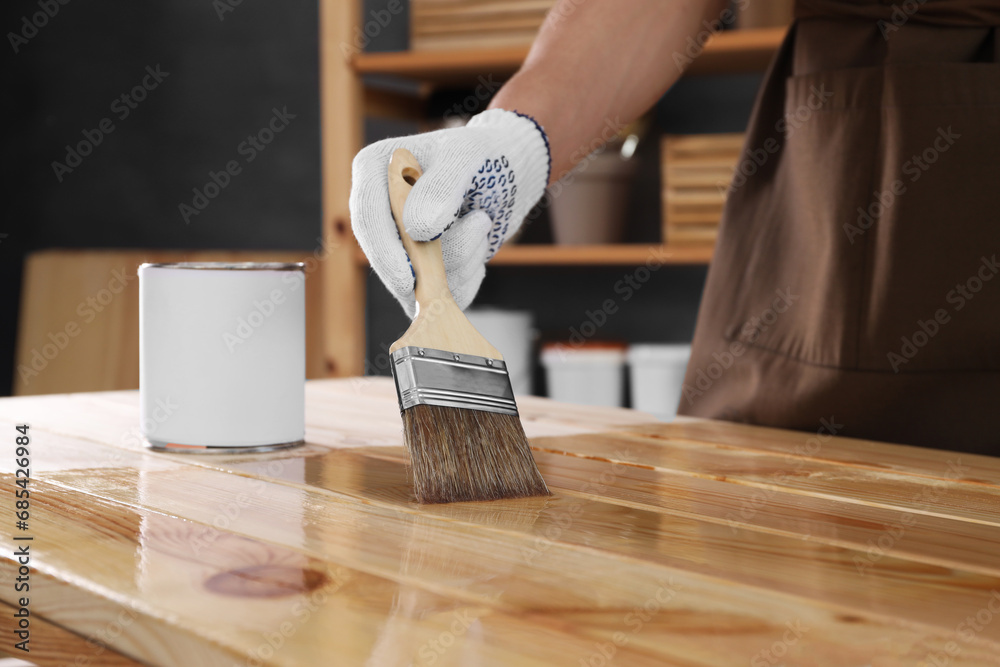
[626,344,691,421]
[540,342,627,407]
[466,308,536,395]
[139,262,306,452]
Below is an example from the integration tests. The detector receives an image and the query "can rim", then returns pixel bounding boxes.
[140,262,304,271]
[144,437,305,454]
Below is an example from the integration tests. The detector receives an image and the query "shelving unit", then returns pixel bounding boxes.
[354,243,715,266]
[351,27,785,83]
[318,1,785,377]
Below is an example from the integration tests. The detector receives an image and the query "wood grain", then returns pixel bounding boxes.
[2,442,995,665]
[2,379,1000,666]
[527,431,1000,526]
[656,418,1000,485]
[319,0,366,378]
[0,600,143,666]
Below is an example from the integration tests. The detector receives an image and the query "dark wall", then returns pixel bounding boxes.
[9,1,321,249]
[3,0,324,394]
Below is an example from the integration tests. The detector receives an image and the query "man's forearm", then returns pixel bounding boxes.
[489,0,728,183]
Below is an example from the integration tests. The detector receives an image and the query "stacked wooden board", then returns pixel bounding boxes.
[411,0,554,51]
[661,133,745,243]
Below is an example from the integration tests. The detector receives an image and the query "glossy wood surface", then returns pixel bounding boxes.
[1,379,999,665]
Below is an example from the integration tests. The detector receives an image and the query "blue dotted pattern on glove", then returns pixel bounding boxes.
[456,155,517,259]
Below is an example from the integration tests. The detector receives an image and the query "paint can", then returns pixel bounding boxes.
[139,262,306,453]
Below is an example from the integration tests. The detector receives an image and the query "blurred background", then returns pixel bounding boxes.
[2,0,792,416]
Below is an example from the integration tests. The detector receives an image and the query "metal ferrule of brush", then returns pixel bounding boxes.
[390,346,519,416]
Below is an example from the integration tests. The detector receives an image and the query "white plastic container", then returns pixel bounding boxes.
[466,308,535,395]
[540,343,626,407]
[139,262,306,452]
[626,344,691,421]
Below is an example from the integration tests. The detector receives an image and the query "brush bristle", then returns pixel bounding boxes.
[401,404,551,504]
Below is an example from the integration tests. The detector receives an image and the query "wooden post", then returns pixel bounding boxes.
[319,0,366,377]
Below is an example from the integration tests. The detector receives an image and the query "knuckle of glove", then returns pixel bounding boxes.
[403,181,463,242]
[404,143,485,241]
[373,255,415,302]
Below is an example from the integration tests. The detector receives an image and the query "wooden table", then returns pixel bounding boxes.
[1,379,999,666]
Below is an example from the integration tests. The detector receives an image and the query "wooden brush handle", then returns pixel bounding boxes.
[388,148,453,310]
[386,148,501,359]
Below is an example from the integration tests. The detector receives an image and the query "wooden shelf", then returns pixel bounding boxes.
[355,242,715,267]
[351,27,785,85]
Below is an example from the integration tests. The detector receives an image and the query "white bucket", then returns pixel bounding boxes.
[626,344,691,421]
[466,308,535,395]
[540,343,626,407]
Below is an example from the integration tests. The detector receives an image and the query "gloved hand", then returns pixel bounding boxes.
[350,109,551,317]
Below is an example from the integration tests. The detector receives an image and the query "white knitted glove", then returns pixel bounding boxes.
[350,109,551,317]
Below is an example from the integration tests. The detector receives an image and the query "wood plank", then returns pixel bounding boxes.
[0,378,659,456]
[0,600,143,667]
[3,478,670,666]
[10,380,999,512]
[207,445,1000,640]
[413,14,548,33]
[654,418,1000,486]
[665,190,728,206]
[10,419,1000,652]
[8,378,996,490]
[69,381,1000,522]
[411,30,543,52]
[354,242,716,266]
[665,227,721,243]
[64,383,1000,570]
[5,443,999,665]
[7,380,1000,663]
[351,27,786,84]
[531,450,1000,575]
[664,133,746,155]
[319,0,367,377]
[353,44,529,84]
[665,167,737,185]
[413,0,553,19]
[336,444,1000,580]
[526,431,1000,526]
[486,242,715,265]
[0,480,913,667]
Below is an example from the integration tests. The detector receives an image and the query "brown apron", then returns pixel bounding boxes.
[679,0,1000,454]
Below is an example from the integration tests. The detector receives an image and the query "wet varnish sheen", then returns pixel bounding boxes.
[1,379,999,665]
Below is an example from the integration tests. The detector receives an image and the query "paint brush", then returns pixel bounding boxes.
[386,147,550,504]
